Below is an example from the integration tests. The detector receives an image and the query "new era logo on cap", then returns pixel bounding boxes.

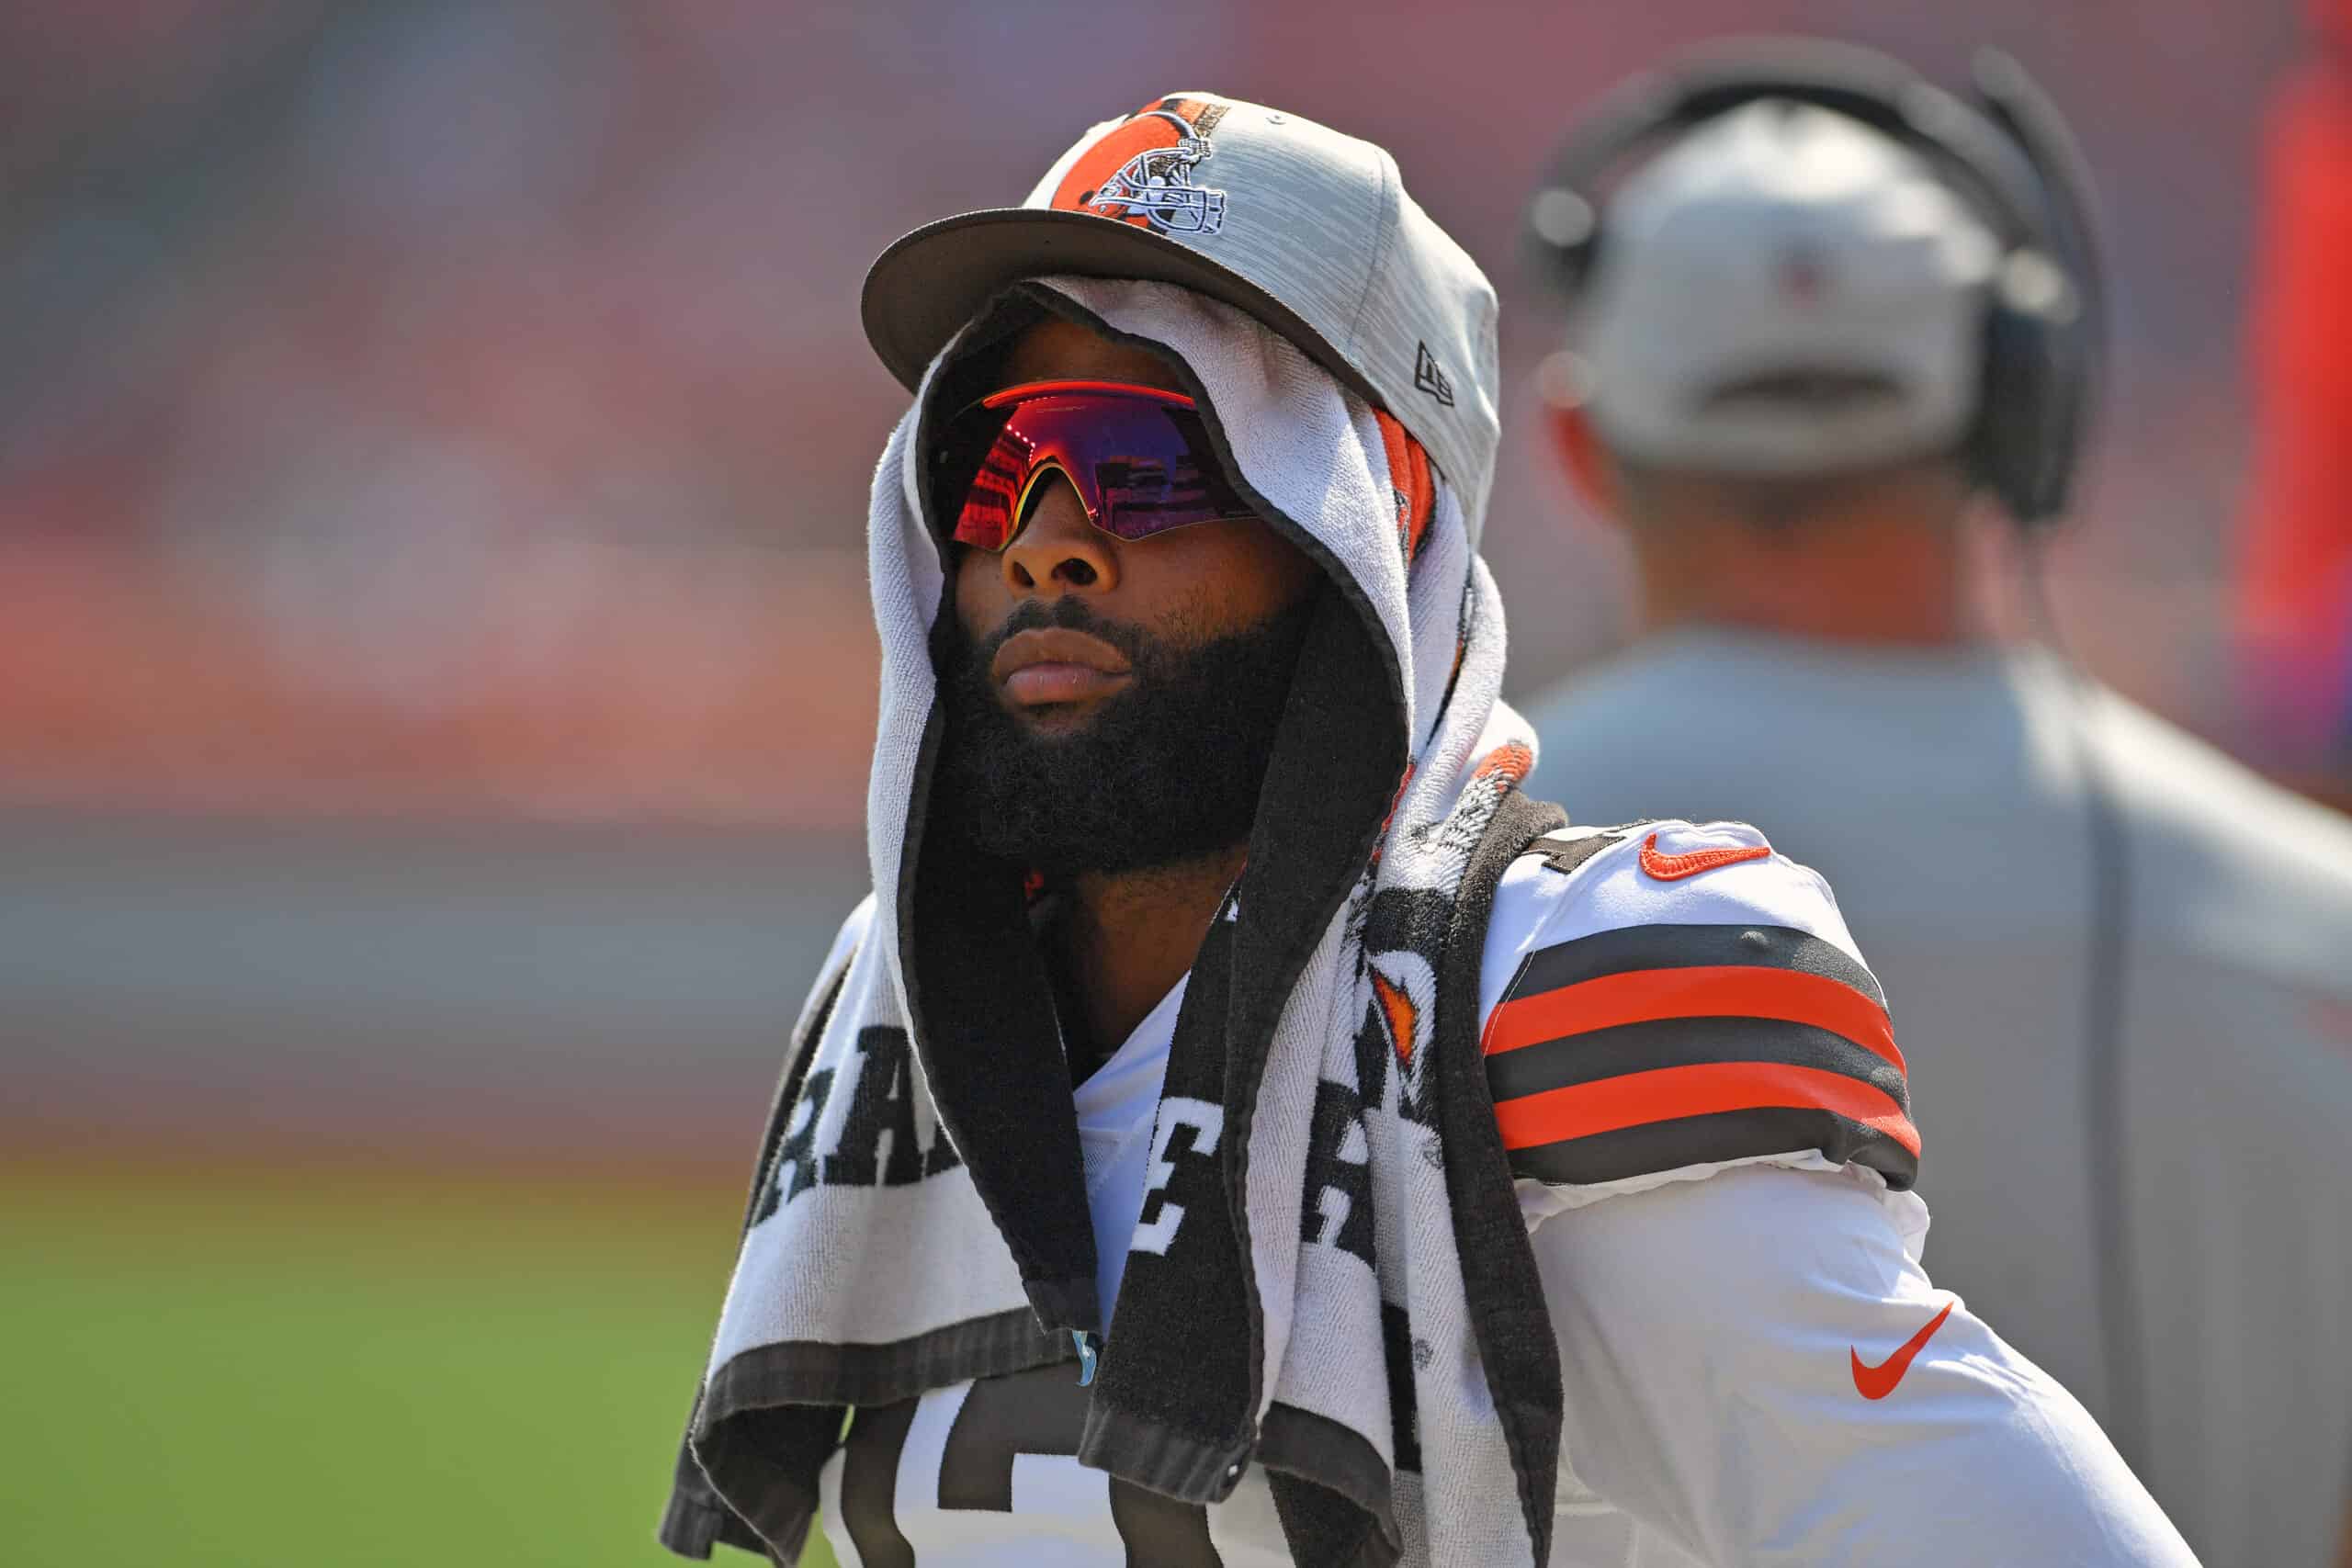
[1414,341,1455,407]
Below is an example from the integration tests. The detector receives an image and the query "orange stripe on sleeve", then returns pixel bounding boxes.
[1484,965,1904,1073]
[1492,1061,1922,1158]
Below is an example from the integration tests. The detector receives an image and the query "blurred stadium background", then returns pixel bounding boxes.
[3,2,2337,1563]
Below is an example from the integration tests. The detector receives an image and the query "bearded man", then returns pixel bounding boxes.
[659,93,2192,1567]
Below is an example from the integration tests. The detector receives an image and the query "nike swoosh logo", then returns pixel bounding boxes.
[1850,1301,1955,1400]
[1637,831,1772,881]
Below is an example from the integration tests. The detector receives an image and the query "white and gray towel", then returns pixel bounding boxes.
[666,276,1561,1567]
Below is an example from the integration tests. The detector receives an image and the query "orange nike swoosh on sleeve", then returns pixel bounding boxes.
[1637,831,1772,881]
[1850,1300,1955,1399]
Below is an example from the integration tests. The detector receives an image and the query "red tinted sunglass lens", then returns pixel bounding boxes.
[929,400,1016,549]
[949,423,1033,550]
[1092,405,1250,541]
[935,384,1252,552]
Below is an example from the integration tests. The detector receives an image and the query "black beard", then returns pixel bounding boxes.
[930,592,1318,878]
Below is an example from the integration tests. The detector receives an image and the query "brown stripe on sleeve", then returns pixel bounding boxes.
[1506,1103,1920,1189]
[1486,1015,1906,1109]
[1504,922,1887,1010]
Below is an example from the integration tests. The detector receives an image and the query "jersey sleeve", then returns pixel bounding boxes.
[1532,1161,2199,1565]
[1478,820,1918,1201]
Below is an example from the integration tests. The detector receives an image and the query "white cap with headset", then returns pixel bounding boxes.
[1561,101,2004,476]
[1525,39,2105,526]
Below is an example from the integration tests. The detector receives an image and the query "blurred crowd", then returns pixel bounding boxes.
[1,0,2333,826]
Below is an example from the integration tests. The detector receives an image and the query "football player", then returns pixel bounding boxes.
[661,91,2195,1566]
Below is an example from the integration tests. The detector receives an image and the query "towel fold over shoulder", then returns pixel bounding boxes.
[662,276,1564,1566]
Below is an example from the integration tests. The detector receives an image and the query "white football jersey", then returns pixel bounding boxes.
[810,825,2193,1566]
[1523,627,2352,1567]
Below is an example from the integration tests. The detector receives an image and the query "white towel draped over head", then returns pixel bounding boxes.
[672,275,1554,1568]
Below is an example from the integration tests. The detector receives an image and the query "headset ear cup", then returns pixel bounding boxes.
[1973,261,2077,527]
[1972,297,2038,524]
[2030,287,2094,525]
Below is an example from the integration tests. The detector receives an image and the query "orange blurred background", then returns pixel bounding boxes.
[0,0,2318,841]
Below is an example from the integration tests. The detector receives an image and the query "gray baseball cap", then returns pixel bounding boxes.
[862,92,1501,530]
[1571,98,2002,475]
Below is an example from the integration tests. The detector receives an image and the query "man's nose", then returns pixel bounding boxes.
[999,474,1118,595]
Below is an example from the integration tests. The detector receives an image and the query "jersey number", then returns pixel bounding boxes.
[838,1364,1223,1566]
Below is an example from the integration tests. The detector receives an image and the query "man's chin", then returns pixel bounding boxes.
[1005,700,1114,739]
[996,682,1133,738]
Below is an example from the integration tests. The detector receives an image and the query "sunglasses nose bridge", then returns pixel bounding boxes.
[1012,454,1100,533]
[1000,468,1119,595]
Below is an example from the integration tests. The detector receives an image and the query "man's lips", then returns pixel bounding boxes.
[991,627,1134,706]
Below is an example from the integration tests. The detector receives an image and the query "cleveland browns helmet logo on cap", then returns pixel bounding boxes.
[1051,96,1229,236]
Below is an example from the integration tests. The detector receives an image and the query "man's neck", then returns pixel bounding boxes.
[1631,507,1977,649]
[1050,844,1249,1062]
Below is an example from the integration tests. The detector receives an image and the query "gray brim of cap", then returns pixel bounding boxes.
[862,207,1376,408]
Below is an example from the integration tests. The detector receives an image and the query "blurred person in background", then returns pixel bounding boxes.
[660,90,2190,1568]
[1521,38,2352,1568]
[2239,0,2352,810]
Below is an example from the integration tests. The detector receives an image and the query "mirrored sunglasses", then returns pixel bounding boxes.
[929,379,1258,552]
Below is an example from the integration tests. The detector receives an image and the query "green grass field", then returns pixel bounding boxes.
[4,1161,836,1568]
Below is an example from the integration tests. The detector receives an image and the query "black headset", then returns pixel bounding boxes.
[1523,38,2107,528]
